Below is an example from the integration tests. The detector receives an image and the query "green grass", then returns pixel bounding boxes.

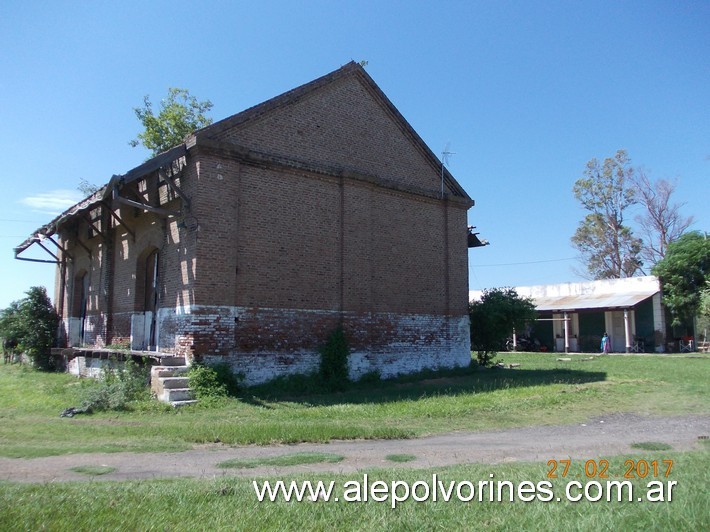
[631,442,674,451]
[0,353,708,458]
[0,354,708,530]
[69,465,117,476]
[385,454,417,463]
[217,452,344,469]
[1,449,707,530]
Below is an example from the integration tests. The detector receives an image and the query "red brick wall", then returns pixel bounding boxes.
[213,74,441,193]
[190,157,469,318]
[53,69,473,383]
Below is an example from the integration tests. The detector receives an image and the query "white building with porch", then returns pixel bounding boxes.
[470,276,682,353]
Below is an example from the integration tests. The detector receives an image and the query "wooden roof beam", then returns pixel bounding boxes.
[101,201,135,239]
[116,196,181,218]
[160,168,191,209]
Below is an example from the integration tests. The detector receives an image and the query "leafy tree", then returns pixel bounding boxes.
[701,281,710,320]
[632,172,694,266]
[0,287,59,369]
[571,150,642,279]
[469,288,537,365]
[129,88,213,156]
[698,281,710,341]
[652,231,710,326]
[0,301,22,352]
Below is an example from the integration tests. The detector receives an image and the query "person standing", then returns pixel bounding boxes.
[601,333,610,354]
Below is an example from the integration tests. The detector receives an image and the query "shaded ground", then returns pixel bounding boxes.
[1,413,708,483]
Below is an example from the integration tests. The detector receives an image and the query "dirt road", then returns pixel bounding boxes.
[1,413,707,483]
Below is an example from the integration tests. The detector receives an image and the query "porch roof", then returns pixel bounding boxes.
[533,289,658,312]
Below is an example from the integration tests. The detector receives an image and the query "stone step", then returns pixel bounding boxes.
[162,388,194,402]
[161,376,190,389]
[159,356,187,366]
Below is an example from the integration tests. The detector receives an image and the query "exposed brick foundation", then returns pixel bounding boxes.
[156,304,470,385]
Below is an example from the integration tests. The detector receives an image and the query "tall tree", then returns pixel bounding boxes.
[651,231,710,326]
[571,149,642,279]
[632,171,694,266]
[130,88,213,156]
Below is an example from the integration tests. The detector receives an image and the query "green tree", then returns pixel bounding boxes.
[469,288,537,365]
[652,231,710,326]
[0,301,22,352]
[697,281,710,342]
[129,88,213,156]
[571,149,642,279]
[0,287,59,369]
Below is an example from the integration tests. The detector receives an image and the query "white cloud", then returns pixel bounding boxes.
[19,189,83,215]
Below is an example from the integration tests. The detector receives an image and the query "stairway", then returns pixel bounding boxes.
[150,355,197,407]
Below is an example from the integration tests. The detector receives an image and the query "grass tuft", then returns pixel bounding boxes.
[69,465,117,476]
[385,453,417,463]
[216,452,344,469]
[630,441,673,451]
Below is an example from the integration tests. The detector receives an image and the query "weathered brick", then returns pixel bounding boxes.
[49,63,475,383]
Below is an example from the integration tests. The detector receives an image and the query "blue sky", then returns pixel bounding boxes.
[1,0,708,309]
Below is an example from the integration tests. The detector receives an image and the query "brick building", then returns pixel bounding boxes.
[16,62,477,384]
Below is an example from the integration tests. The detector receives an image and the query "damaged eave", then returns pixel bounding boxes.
[468,226,489,248]
[14,143,189,262]
[108,144,187,218]
[14,186,107,261]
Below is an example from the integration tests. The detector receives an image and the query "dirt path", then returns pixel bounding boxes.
[1,413,708,483]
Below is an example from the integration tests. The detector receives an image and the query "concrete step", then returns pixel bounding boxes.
[161,376,190,389]
[170,399,199,408]
[162,388,195,402]
[159,356,187,366]
[153,366,189,378]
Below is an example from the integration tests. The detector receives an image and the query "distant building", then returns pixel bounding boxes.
[16,62,479,383]
[471,276,695,353]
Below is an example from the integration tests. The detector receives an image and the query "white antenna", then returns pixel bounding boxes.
[441,142,455,198]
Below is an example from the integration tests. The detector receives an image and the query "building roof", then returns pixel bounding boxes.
[531,290,657,312]
[470,276,661,312]
[16,62,473,262]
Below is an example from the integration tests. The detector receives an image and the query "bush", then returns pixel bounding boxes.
[0,287,59,370]
[469,288,537,367]
[188,362,241,399]
[79,359,150,412]
[319,326,350,391]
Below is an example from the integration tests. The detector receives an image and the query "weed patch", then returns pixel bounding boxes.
[77,359,150,412]
[319,326,349,391]
[69,465,116,476]
[631,441,673,451]
[385,454,416,463]
[216,452,344,469]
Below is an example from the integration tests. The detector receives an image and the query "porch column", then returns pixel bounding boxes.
[624,309,631,353]
[563,311,569,353]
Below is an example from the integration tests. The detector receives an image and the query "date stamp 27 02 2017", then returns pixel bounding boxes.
[547,459,673,479]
